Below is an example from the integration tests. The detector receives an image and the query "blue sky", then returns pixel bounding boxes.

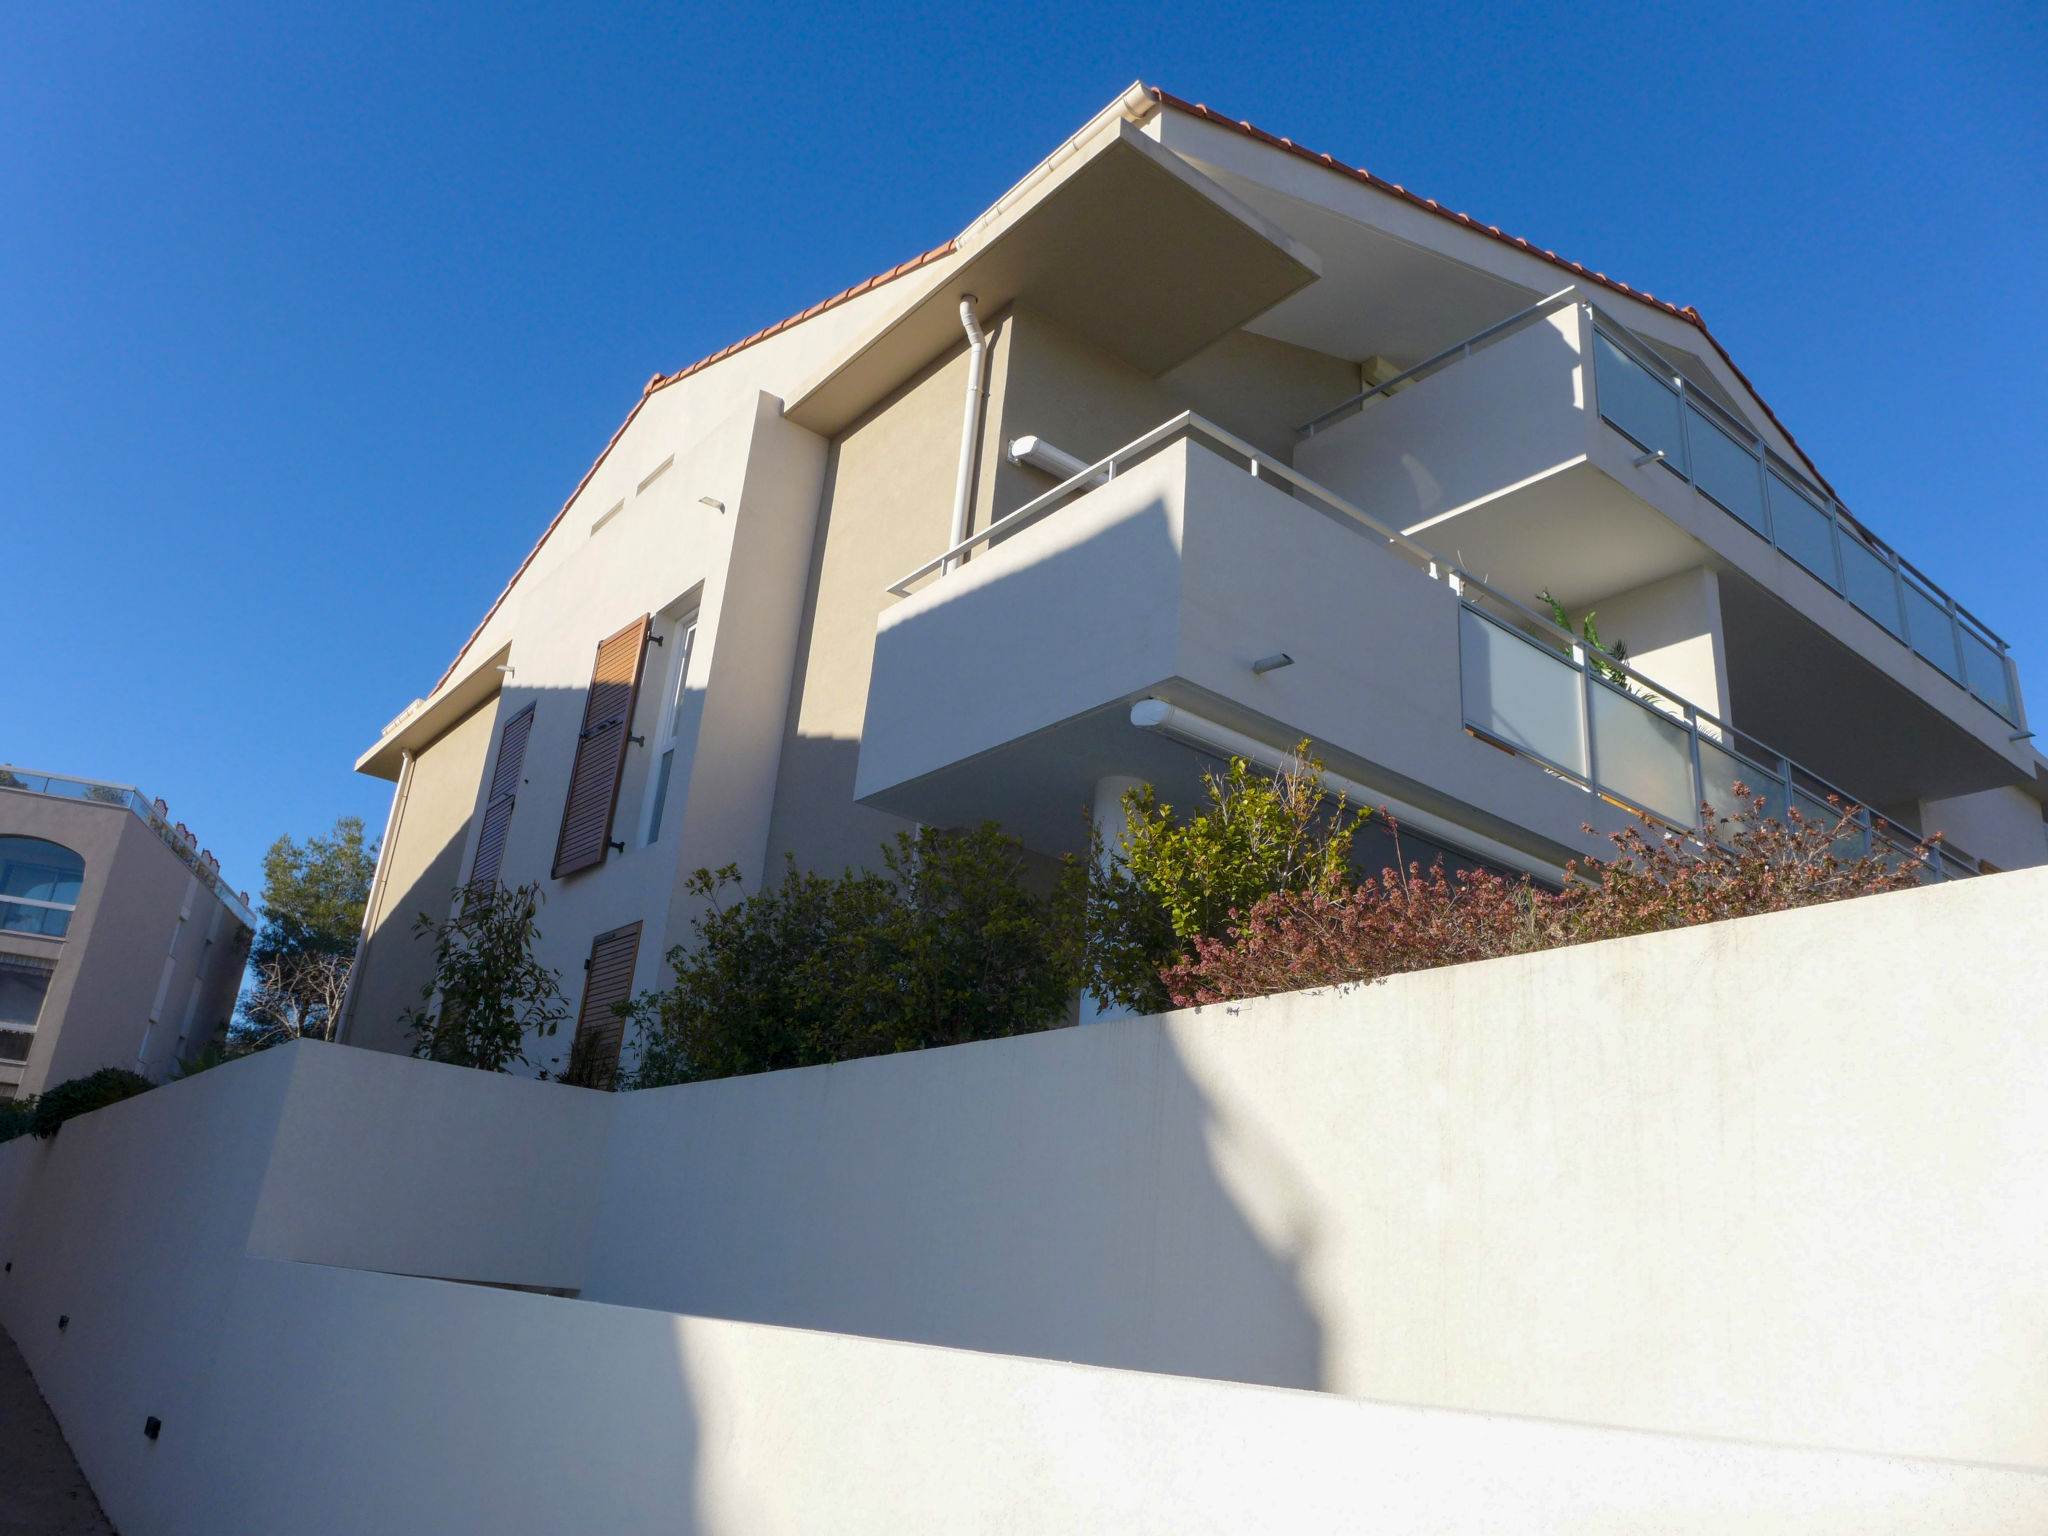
[3,1,2042,902]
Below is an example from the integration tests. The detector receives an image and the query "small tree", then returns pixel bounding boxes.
[627,824,1081,1087]
[1082,747,1369,1014]
[238,951,353,1048]
[404,882,568,1072]
[239,816,377,1049]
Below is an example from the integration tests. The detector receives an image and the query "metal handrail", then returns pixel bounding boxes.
[880,411,1970,871]
[1584,305,2013,658]
[1295,286,1582,439]
[0,765,257,926]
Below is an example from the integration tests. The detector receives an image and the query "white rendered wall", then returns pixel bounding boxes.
[1292,309,1589,533]
[581,865,2048,1467]
[5,871,2048,1532]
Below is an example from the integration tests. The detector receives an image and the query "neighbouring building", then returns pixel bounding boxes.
[341,83,2048,1077]
[0,767,254,1099]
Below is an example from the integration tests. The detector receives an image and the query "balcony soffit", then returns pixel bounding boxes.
[783,121,1323,437]
[1189,166,1543,366]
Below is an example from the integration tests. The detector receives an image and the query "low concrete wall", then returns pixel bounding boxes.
[583,865,2048,1468]
[76,1256,2048,1535]
[2,868,2046,1530]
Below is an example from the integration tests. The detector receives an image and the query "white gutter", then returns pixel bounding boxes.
[1129,699,1572,885]
[944,295,989,574]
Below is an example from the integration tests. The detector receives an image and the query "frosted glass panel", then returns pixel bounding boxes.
[1960,629,2013,719]
[1459,608,1588,776]
[1903,582,1961,680]
[1687,407,1768,535]
[1590,682,1696,823]
[1838,534,1902,636]
[1594,333,1686,474]
[1696,737,1764,830]
[1767,472,1839,589]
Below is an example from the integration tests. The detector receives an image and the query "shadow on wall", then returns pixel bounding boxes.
[584,1017,1327,1393]
[760,734,916,881]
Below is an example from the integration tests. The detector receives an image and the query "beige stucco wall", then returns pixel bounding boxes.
[762,345,969,877]
[1581,566,1731,721]
[345,700,497,1055]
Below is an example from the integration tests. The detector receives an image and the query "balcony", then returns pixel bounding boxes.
[0,767,257,928]
[858,415,1974,875]
[1289,293,2028,810]
[1583,318,2017,722]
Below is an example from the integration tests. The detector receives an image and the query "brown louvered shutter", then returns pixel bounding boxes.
[564,921,642,1088]
[468,703,534,894]
[552,616,650,878]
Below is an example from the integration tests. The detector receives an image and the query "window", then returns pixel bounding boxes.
[645,612,699,844]
[0,952,54,1060]
[0,836,85,938]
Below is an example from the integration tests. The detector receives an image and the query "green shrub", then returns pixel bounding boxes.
[1081,747,1368,1014]
[627,824,1082,1087]
[0,1096,36,1144]
[404,881,569,1073]
[28,1069,153,1138]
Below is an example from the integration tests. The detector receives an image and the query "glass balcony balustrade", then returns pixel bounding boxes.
[1458,602,1974,880]
[0,767,257,927]
[885,404,1979,883]
[1590,319,2019,725]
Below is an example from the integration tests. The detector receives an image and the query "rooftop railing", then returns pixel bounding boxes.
[0,766,258,927]
[885,412,1974,879]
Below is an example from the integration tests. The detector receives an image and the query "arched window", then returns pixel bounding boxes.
[0,836,86,938]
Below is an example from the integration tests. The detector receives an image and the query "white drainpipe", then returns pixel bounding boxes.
[1128,699,1571,885]
[944,295,989,574]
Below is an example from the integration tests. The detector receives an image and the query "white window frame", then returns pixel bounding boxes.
[643,608,700,845]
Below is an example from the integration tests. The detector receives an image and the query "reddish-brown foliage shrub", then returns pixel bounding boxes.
[1160,792,1935,1008]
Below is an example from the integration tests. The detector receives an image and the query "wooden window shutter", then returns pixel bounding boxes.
[564,921,642,1088]
[468,703,535,894]
[552,616,651,878]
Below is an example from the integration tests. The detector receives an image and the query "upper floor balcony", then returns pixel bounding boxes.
[1291,291,2029,811]
[856,414,1994,877]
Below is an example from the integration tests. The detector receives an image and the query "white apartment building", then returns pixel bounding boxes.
[342,84,2048,1078]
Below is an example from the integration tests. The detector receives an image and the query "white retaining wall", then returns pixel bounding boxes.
[2,868,2046,1531]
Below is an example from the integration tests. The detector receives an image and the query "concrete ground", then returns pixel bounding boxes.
[0,1325,115,1535]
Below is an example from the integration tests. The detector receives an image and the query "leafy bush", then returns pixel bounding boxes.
[405,882,569,1072]
[1162,791,1933,1006]
[0,1096,35,1144]
[627,824,1081,1087]
[1082,748,1368,1014]
[25,1069,153,1139]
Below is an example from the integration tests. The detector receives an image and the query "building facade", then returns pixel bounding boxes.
[0,769,254,1099]
[343,83,2048,1076]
